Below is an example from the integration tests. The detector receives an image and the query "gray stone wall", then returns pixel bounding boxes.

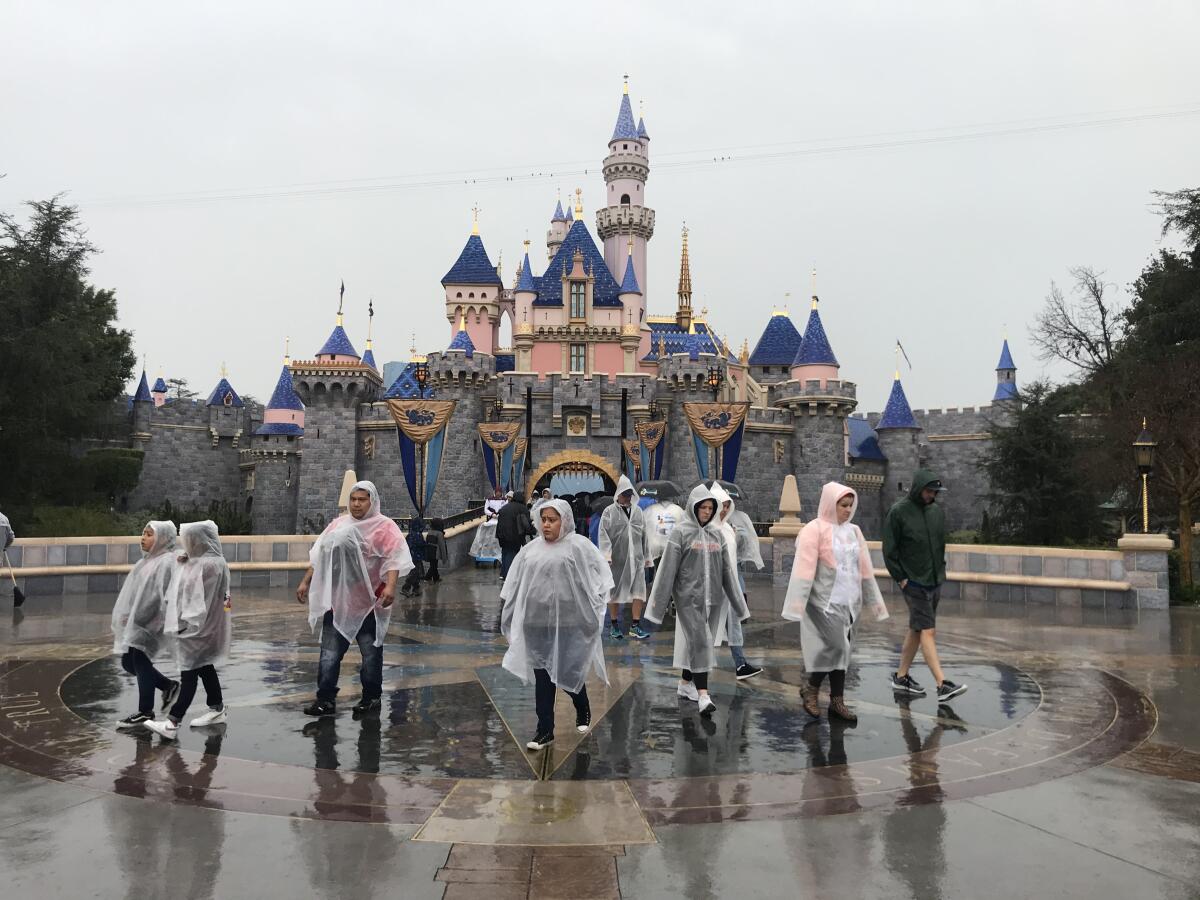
[791,409,848,517]
[874,427,919,512]
[294,387,362,533]
[247,440,300,534]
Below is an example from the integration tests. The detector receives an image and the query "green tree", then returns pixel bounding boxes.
[0,198,136,518]
[980,381,1104,546]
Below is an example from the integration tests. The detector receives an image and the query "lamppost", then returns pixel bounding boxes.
[706,365,723,400]
[414,361,429,399]
[1133,419,1157,534]
[491,398,504,422]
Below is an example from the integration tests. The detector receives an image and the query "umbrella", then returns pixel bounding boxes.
[3,551,24,608]
[636,480,682,501]
[590,495,615,515]
[707,479,745,501]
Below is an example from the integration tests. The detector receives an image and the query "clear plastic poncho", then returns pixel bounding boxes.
[642,500,684,562]
[110,521,178,657]
[164,521,232,672]
[598,475,649,605]
[500,500,613,693]
[645,484,748,672]
[710,483,749,648]
[308,481,412,647]
[470,518,502,562]
[781,483,888,672]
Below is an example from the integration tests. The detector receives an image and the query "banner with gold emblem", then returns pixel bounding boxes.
[622,438,642,482]
[385,399,458,514]
[634,419,668,480]
[477,422,522,493]
[682,401,750,481]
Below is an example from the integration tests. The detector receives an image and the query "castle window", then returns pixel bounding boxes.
[623,143,628,150]
[468,292,475,299]
[570,343,586,372]
[620,194,630,205]
[481,292,487,298]
[456,292,462,298]
[569,281,586,320]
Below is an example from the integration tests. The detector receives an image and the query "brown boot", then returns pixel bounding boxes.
[801,683,821,719]
[828,696,858,725]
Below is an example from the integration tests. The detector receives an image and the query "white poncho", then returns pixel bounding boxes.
[598,475,649,605]
[165,521,232,672]
[642,500,684,562]
[500,500,613,693]
[308,480,413,647]
[110,520,177,657]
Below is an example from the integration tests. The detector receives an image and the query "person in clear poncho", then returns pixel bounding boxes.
[645,484,748,717]
[709,483,765,680]
[472,494,504,566]
[296,481,412,718]
[599,475,651,641]
[500,499,613,751]
[111,521,181,730]
[782,482,889,723]
[145,520,232,740]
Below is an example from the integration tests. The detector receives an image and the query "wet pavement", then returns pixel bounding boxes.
[0,567,1197,898]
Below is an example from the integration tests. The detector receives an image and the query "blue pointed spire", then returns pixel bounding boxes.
[205,377,244,408]
[637,116,648,139]
[552,199,566,222]
[619,253,641,295]
[749,313,802,366]
[316,324,359,359]
[877,378,919,429]
[565,203,574,223]
[133,371,152,403]
[265,365,304,412]
[517,252,537,294]
[151,376,168,394]
[361,347,376,370]
[791,304,839,367]
[441,234,502,286]
[996,339,1016,370]
[448,328,476,358]
[611,90,639,141]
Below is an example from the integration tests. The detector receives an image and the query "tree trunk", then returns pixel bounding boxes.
[1180,499,1194,588]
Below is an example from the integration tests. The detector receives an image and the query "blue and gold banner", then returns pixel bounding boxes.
[387,400,457,513]
[635,419,667,480]
[478,422,522,493]
[623,438,641,482]
[682,401,749,481]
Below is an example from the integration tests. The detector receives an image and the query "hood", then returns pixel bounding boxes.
[144,520,178,557]
[685,483,720,529]
[180,520,222,558]
[816,482,857,526]
[908,469,943,504]
[535,498,576,539]
[614,475,636,504]
[709,481,736,522]
[350,480,383,518]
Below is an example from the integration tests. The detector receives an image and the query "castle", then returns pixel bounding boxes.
[123,81,1018,537]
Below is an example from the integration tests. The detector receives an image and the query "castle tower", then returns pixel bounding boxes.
[789,294,840,386]
[675,225,693,331]
[596,77,655,316]
[361,302,377,371]
[151,372,168,407]
[514,241,538,371]
[618,238,643,373]
[748,310,803,384]
[131,369,153,443]
[874,361,922,508]
[993,338,1018,401]
[205,367,247,448]
[249,341,304,533]
[442,209,503,355]
[547,196,567,261]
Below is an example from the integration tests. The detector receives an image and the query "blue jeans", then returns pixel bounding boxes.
[317,610,382,702]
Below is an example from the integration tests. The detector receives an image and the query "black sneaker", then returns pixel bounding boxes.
[303,699,336,717]
[735,663,763,680]
[161,679,181,713]
[936,680,968,702]
[352,697,382,717]
[526,731,554,751]
[890,672,927,695]
[576,708,591,734]
[116,711,154,730]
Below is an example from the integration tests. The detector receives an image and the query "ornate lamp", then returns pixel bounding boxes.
[1132,419,1157,534]
[414,361,429,399]
[706,365,723,400]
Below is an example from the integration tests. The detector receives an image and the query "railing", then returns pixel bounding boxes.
[753,521,777,537]
[392,506,485,533]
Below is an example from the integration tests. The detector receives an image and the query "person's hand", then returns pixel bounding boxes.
[378,583,396,609]
[899,579,908,590]
[296,580,309,604]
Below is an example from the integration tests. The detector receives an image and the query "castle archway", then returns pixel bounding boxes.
[528,449,619,495]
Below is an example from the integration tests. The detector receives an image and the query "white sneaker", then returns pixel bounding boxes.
[145,719,179,741]
[677,680,699,702]
[698,695,717,716]
[189,708,227,728]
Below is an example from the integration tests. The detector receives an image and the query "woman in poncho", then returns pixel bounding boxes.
[782,482,889,723]
[500,499,613,751]
[709,483,764,680]
[146,520,232,740]
[297,481,412,718]
[645,484,748,717]
[598,475,651,641]
[111,520,181,730]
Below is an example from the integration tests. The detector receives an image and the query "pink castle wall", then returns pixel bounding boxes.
[594,344,623,375]
[531,343,561,373]
[789,363,839,387]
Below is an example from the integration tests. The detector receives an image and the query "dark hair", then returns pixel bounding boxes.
[511,491,526,505]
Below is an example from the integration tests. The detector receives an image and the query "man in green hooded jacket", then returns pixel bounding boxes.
[882,469,967,702]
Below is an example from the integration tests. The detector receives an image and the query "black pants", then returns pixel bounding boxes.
[809,669,847,697]
[534,667,589,735]
[121,648,172,715]
[500,545,519,578]
[169,665,223,723]
[681,669,709,691]
[403,560,424,593]
[424,558,440,581]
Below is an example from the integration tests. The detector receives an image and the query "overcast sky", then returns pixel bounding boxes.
[3,1,1198,413]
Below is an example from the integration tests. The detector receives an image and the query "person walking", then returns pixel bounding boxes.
[782,483,889,723]
[500,499,612,751]
[599,476,651,641]
[297,481,413,718]
[111,521,181,730]
[145,521,232,740]
[882,469,967,702]
[709,483,763,679]
[496,490,537,579]
[423,518,448,583]
[645,484,748,717]
[400,517,426,597]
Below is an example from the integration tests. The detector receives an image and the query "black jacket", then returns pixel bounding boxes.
[496,501,537,549]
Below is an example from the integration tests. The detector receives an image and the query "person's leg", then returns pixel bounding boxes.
[500,546,516,578]
[682,668,693,682]
[120,651,136,676]
[316,610,352,703]
[897,629,921,676]
[829,669,846,698]
[130,648,170,714]
[168,668,200,723]
[827,668,857,722]
[197,665,224,710]
[534,667,555,735]
[355,613,383,701]
[918,628,946,685]
[567,683,591,728]
[692,671,709,694]
[608,601,621,633]
[808,671,827,688]
[730,644,748,668]
[425,558,439,581]
[802,670,824,716]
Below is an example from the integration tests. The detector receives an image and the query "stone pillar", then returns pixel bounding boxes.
[1117,533,1173,609]
[769,474,803,586]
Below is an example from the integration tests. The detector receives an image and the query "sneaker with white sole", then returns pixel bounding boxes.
[677,680,700,702]
[936,680,968,702]
[189,707,227,728]
[576,708,591,734]
[698,695,717,716]
[116,711,154,730]
[735,663,763,680]
[145,719,179,741]
[525,731,554,751]
[890,672,927,695]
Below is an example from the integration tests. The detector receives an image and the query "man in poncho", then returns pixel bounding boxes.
[709,482,764,680]
[297,481,413,718]
[645,484,748,717]
[500,499,613,751]
[599,475,651,641]
[496,490,537,579]
[145,520,232,740]
[111,520,181,730]
[782,482,889,723]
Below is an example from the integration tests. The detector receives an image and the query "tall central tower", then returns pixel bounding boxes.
[596,77,655,326]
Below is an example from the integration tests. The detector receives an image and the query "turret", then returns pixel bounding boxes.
[547,195,568,260]
[874,356,922,507]
[514,241,538,372]
[151,373,168,407]
[442,208,503,354]
[748,309,803,384]
[249,340,303,533]
[994,338,1018,401]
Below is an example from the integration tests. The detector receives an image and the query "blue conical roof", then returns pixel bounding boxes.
[534,220,622,308]
[993,381,1018,401]
[265,365,304,411]
[619,254,641,295]
[316,324,359,359]
[637,117,649,139]
[516,253,538,294]
[206,377,244,408]
[877,379,919,429]
[996,339,1016,370]
[448,329,476,358]
[552,200,566,222]
[565,204,574,223]
[151,376,168,393]
[791,307,839,367]
[749,314,802,366]
[132,371,152,402]
[612,92,639,141]
[361,347,376,370]
[441,234,502,286]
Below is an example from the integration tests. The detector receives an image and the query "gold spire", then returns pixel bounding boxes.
[283,336,290,366]
[410,331,418,361]
[657,333,666,357]
[458,311,466,332]
[623,74,629,95]
[573,187,583,218]
[811,294,819,310]
[810,265,816,295]
[524,238,531,252]
[894,343,901,381]
[471,203,480,236]
[627,235,634,256]
[220,361,228,378]
[677,224,692,300]
[739,338,750,365]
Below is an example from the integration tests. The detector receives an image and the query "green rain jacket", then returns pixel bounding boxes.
[882,469,947,588]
